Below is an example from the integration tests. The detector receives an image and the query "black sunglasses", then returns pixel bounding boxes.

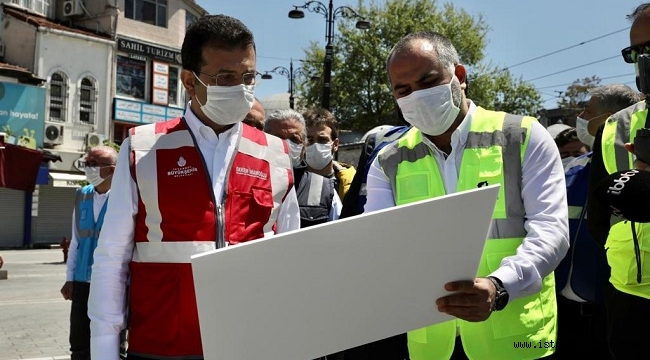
[621,40,650,63]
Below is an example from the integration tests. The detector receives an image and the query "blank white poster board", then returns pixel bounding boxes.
[191,184,499,360]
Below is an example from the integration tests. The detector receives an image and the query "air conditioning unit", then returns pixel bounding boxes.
[86,132,106,147]
[63,0,84,17]
[44,122,64,146]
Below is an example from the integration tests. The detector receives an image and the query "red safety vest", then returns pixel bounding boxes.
[127,118,293,357]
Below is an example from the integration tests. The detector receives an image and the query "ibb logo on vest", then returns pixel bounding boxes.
[168,156,198,178]
[607,169,640,195]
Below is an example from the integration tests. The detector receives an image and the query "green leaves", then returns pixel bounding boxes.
[297,0,542,131]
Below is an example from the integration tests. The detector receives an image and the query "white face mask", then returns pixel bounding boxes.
[285,139,303,168]
[84,166,105,187]
[193,73,255,126]
[561,156,576,169]
[575,117,595,148]
[396,76,461,136]
[305,143,333,170]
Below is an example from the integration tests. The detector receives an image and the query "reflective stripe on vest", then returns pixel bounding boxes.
[73,185,106,282]
[601,101,650,299]
[379,107,556,360]
[296,171,334,228]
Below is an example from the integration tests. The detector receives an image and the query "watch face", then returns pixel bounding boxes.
[495,290,509,310]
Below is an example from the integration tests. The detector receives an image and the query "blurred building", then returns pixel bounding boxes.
[0,0,207,247]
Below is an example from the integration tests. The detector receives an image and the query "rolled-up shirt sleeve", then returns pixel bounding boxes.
[88,137,137,360]
[489,121,569,300]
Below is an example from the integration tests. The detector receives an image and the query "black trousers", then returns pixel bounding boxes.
[552,295,609,359]
[604,282,650,359]
[70,281,91,360]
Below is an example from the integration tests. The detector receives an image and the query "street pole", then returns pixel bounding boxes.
[289,60,295,109]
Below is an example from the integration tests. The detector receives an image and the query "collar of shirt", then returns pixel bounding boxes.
[183,101,241,148]
[421,101,477,155]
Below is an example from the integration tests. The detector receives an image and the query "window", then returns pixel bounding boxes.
[168,66,179,106]
[49,72,68,122]
[186,11,198,29]
[79,77,96,124]
[116,55,146,100]
[10,0,50,17]
[125,0,167,27]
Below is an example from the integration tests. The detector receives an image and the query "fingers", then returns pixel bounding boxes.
[436,278,494,322]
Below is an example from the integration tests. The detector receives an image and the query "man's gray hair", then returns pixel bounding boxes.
[264,109,307,138]
[386,31,460,75]
[589,84,642,114]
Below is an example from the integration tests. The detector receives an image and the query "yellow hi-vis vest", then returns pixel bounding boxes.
[601,100,650,299]
[378,107,556,360]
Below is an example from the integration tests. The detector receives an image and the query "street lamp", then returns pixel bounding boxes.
[288,0,370,110]
[262,59,314,109]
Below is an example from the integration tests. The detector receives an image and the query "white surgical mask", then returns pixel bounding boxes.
[305,143,332,170]
[84,166,105,187]
[575,117,595,148]
[285,139,303,167]
[396,77,461,136]
[193,72,255,126]
[561,156,576,170]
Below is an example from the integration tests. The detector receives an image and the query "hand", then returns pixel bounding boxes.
[624,143,650,171]
[60,281,74,300]
[436,278,495,322]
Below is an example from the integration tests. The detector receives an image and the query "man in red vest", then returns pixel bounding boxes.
[88,15,300,360]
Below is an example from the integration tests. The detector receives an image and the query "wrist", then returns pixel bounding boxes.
[487,276,509,311]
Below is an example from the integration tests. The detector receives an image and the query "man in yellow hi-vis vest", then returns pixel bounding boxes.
[587,4,650,359]
[365,31,569,360]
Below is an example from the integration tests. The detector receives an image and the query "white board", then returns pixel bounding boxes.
[191,184,499,360]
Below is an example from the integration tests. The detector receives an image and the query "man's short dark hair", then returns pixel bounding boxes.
[555,128,579,148]
[303,108,339,141]
[181,15,255,73]
[628,3,650,21]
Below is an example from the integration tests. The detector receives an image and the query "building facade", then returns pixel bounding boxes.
[0,0,207,247]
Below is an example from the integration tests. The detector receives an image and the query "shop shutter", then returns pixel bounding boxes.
[33,185,76,244]
[0,188,25,247]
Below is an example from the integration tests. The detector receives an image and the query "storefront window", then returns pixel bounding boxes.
[116,55,146,100]
[168,66,179,106]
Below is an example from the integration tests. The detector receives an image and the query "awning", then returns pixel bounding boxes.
[49,172,85,188]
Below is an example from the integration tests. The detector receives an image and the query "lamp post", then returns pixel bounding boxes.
[288,0,370,110]
[262,59,311,109]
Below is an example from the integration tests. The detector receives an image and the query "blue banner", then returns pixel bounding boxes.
[0,82,46,148]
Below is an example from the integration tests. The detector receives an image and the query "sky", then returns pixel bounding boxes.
[196,0,644,110]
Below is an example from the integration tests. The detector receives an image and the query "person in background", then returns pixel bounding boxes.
[587,4,650,358]
[302,108,356,201]
[553,84,640,359]
[244,97,265,130]
[60,145,117,360]
[553,127,589,169]
[264,109,342,227]
[366,30,568,360]
[87,15,299,360]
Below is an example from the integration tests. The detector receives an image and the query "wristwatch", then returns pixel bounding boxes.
[487,276,509,311]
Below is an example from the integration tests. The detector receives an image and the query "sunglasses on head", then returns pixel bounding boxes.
[621,40,650,63]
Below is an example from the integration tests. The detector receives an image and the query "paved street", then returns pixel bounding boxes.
[1,249,71,360]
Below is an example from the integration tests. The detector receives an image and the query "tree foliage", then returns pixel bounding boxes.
[296,0,543,132]
[557,75,601,110]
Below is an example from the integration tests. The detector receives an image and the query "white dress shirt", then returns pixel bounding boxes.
[88,103,300,359]
[329,191,342,221]
[365,102,569,302]
[66,189,110,282]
